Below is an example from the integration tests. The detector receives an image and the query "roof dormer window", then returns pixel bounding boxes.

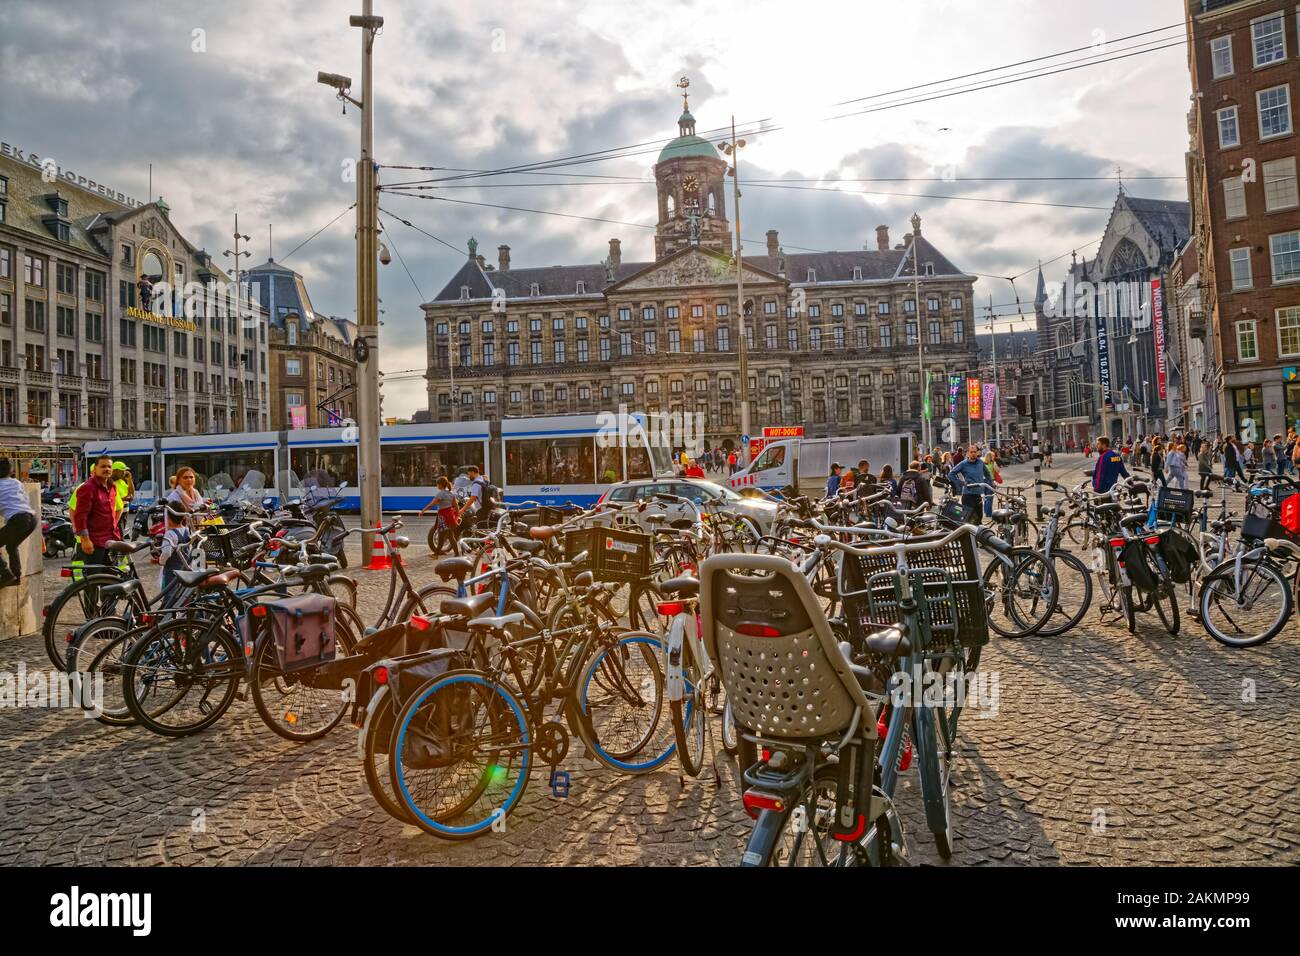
[530,283,540,296]
[924,262,935,276]
[459,286,470,300]
[852,266,862,281]
[576,280,586,294]
[807,268,816,282]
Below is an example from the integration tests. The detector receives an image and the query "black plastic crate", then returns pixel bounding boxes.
[511,505,573,529]
[563,526,652,582]
[840,531,988,651]
[1241,512,1292,543]
[1156,486,1195,519]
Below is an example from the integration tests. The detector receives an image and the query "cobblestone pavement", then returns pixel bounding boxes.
[2,455,1297,866]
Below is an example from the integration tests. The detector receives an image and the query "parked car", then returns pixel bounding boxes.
[597,477,778,538]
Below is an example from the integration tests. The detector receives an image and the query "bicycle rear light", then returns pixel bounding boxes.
[373,666,389,686]
[656,601,684,616]
[409,615,432,631]
[736,622,781,637]
[742,789,786,819]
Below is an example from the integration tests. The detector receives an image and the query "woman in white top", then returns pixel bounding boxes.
[0,457,37,586]
[167,466,207,511]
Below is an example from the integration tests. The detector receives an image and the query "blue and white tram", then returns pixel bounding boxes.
[83,412,673,512]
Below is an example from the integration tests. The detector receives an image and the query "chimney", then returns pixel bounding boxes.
[766,229,779,257]
[498,244,510,272]
[608,237,622,268]
[875,225,890,251]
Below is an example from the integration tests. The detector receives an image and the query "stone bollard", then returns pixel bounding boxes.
[0,483,44,638]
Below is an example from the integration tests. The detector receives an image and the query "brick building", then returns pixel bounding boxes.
[423,99,980,448]
[1186,0,1300,438]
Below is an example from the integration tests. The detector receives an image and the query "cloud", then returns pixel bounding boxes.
[0,0,1192,414]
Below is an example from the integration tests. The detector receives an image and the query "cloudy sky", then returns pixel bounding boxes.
[0,0,1192,417]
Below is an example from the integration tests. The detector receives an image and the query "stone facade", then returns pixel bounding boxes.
[1186,0,1300,438]
[422,105,980,447]
[0,152,270,482]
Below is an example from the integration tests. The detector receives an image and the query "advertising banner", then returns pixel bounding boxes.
[982,382,998,421]
[968,378,981,419]
[1151,278,1167,401]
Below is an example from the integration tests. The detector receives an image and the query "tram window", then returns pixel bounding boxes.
[166,451,274,494]
[505,437,595,485]
[288,447,358,489]
[596,444,624,484]
[626,432,653,480]
[379,442,481,486]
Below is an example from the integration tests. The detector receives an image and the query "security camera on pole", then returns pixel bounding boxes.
[318,1,384,564]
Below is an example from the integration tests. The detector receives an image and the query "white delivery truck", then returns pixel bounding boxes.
[726,433,915,496]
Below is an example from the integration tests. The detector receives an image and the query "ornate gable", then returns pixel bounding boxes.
[612,248,782,292]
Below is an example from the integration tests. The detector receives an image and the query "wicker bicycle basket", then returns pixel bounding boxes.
[840,532,989,652]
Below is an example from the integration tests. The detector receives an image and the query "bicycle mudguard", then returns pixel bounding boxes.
[831,736,878,843]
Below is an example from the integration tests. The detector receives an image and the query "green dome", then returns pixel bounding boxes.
[658,134,718,163]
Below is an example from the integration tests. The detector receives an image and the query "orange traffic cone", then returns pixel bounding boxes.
[366,521,391,571]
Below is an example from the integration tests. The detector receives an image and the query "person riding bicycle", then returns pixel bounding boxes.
[419,476,462,553]
[948,444,992,524]
[460,465,493,532]
[1091,436,1129,493]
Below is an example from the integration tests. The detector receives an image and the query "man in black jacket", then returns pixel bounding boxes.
[897,461,933,507]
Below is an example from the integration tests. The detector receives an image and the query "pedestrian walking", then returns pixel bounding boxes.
[1166,443,1189,490]
[1197,443,1214,491]
[71,455,122,570]
[0,458,37,588]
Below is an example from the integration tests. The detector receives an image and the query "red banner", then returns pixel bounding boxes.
[1152,278,1168,401]
[762,425,804,439]
[967,378,981,419]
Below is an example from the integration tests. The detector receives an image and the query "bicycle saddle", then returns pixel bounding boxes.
[439,592,495,620]
[1119,514,1150,530]
[991,508,1015,522]
[174,568,240,588]
[466,612,525,632]
[293,564,332,582]
[864,626,912,660]
[657,575,699,599]
[100,579,143,599]
[506,538,544,555]
[434,556,474,581]
[528,525,557,540]
[106,540,150,554]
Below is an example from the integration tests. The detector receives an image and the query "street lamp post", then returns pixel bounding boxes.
[718,119,750,462]
[223,215,251,432]
[911,215,927,451]
[319,3,383,559]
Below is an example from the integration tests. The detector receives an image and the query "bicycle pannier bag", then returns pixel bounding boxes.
[1157,533,1195,585]
[1119,540,1159,591]
[267,593,337,672]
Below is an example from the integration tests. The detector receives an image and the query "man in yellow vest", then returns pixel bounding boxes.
[111,461,134,535]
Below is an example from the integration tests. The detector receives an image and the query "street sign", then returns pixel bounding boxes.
[762,425,804,439]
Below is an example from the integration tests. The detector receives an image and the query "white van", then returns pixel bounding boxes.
[727,433,915,495]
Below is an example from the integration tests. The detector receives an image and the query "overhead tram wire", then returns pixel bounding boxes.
[384,174,1186,190]
[381,25,1185,187]
[279,203,357,263]
[746,182,1112,211]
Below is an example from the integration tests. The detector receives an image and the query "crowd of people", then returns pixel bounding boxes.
[1087,429,1300,492]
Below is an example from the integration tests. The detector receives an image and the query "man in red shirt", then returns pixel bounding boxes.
[72,455,121,569]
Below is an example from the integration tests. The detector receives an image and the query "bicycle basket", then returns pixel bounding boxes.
[1240,511,1290,543]
[840,532,988,651]
[563,526,652,582]
[202,524,256,567]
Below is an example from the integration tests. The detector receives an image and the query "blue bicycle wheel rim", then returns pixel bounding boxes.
[393,672,530,837]
[580,634,676,772]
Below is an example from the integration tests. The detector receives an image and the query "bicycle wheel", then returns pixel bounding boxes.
[720,696,739,756]
[81,624,154,727]
[122,618,244,737]
[748,770,857,868]
[43,573,143,671]
[982,549,1057,638]
[1037,551,1094,637]
[1199,560,1291,648]
[324,573,357,610]
[389,669,530,840]
[572,631,672,774]
[915,703,953,859]
[669,644,704,777]
[1120,585,1136,632]
[361,687,417,824]
[249,619,359,742]
[1153,584,1181,635]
